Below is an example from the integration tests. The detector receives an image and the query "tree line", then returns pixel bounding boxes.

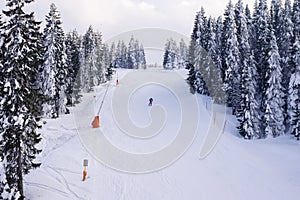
[111,36,147,69]
[186,0,300,140]
[0,1,147,199]
[162,38,188,69]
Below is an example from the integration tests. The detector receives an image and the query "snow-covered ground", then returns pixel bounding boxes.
[25,69,300,200]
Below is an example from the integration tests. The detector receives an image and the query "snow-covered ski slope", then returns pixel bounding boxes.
[25,69,300,200]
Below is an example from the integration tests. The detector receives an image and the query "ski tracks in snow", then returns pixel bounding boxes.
[27,165,84,200]
[44,166,84,200]
[25,181,72,199]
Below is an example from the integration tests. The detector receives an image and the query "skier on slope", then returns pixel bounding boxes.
[148,97,153,106]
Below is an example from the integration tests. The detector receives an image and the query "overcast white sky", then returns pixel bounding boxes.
[0,0,258,40]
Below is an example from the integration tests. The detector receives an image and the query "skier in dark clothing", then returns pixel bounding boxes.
[148,98,153,106]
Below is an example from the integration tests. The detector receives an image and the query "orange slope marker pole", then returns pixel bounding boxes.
[82,159,88,181]
[92,116,100,128]
[82,167,87,181]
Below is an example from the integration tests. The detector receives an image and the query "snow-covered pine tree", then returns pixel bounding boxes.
[288,32,300,139]
[186,9,206,89]
[250,0,259,51]
[291,97,300,140]
[114,40,127,68]
[65,30,81,106]
[187,7,207,67]
[72,71,82,104]
[40,3,68,118]
[111,38,146,69]
[238,52,261,139]
[235,0,250,53]
[245,4,254,49]
[0,13,2,42]
[193,40,211,95]
[72,34,83,104]
[101,43,111,78]
[38,6,56,118]
[49,4,68,116]
[163,38,178,69]
[197,8,209,50]
[81,25,96,92]
[0,13,3,74]
[187,8,211,96]
[222,0,241,113]
[187,12,199,69]
[186,63,197,93]
[293,0,300,37]
[106,63,114,81]
[121,41,127,68]
[178,39,188,69]
[263,29,285,138]
[0,12,6,199]
[204,17,217,64]
[109,42,116,67]
[138,44,146,69]
[195,71,210,96]
[126,36,137,69]
[234,0,249,76]
[122,41,128,68]
[195,7,208,49]
[163,39,171,69]
[234,0,261,138]
[270,0,283,41]
[134,40,140,68]
[186,54,197,92]
[65,32,74,106]
[114,40,122,68]
[94,31,106,85]
[186,63,209,95]
[201,17,220,101]
[214,16,223,80]
[253,0,270,94]
[279,0,294,129]
[0,0,43,198]
[170,39,177,69]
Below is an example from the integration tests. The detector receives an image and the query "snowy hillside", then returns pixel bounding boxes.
[24,69,300,200]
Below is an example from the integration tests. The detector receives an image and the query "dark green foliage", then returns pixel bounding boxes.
[187,0,300,140]
[222,1,241,114]
[186,63,209,95]
[106,63,114,81]
[40,3,68,118]
[65,30,81,107]
[0,0,43,198]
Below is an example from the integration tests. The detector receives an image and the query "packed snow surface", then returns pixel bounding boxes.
[25,69,300,200]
